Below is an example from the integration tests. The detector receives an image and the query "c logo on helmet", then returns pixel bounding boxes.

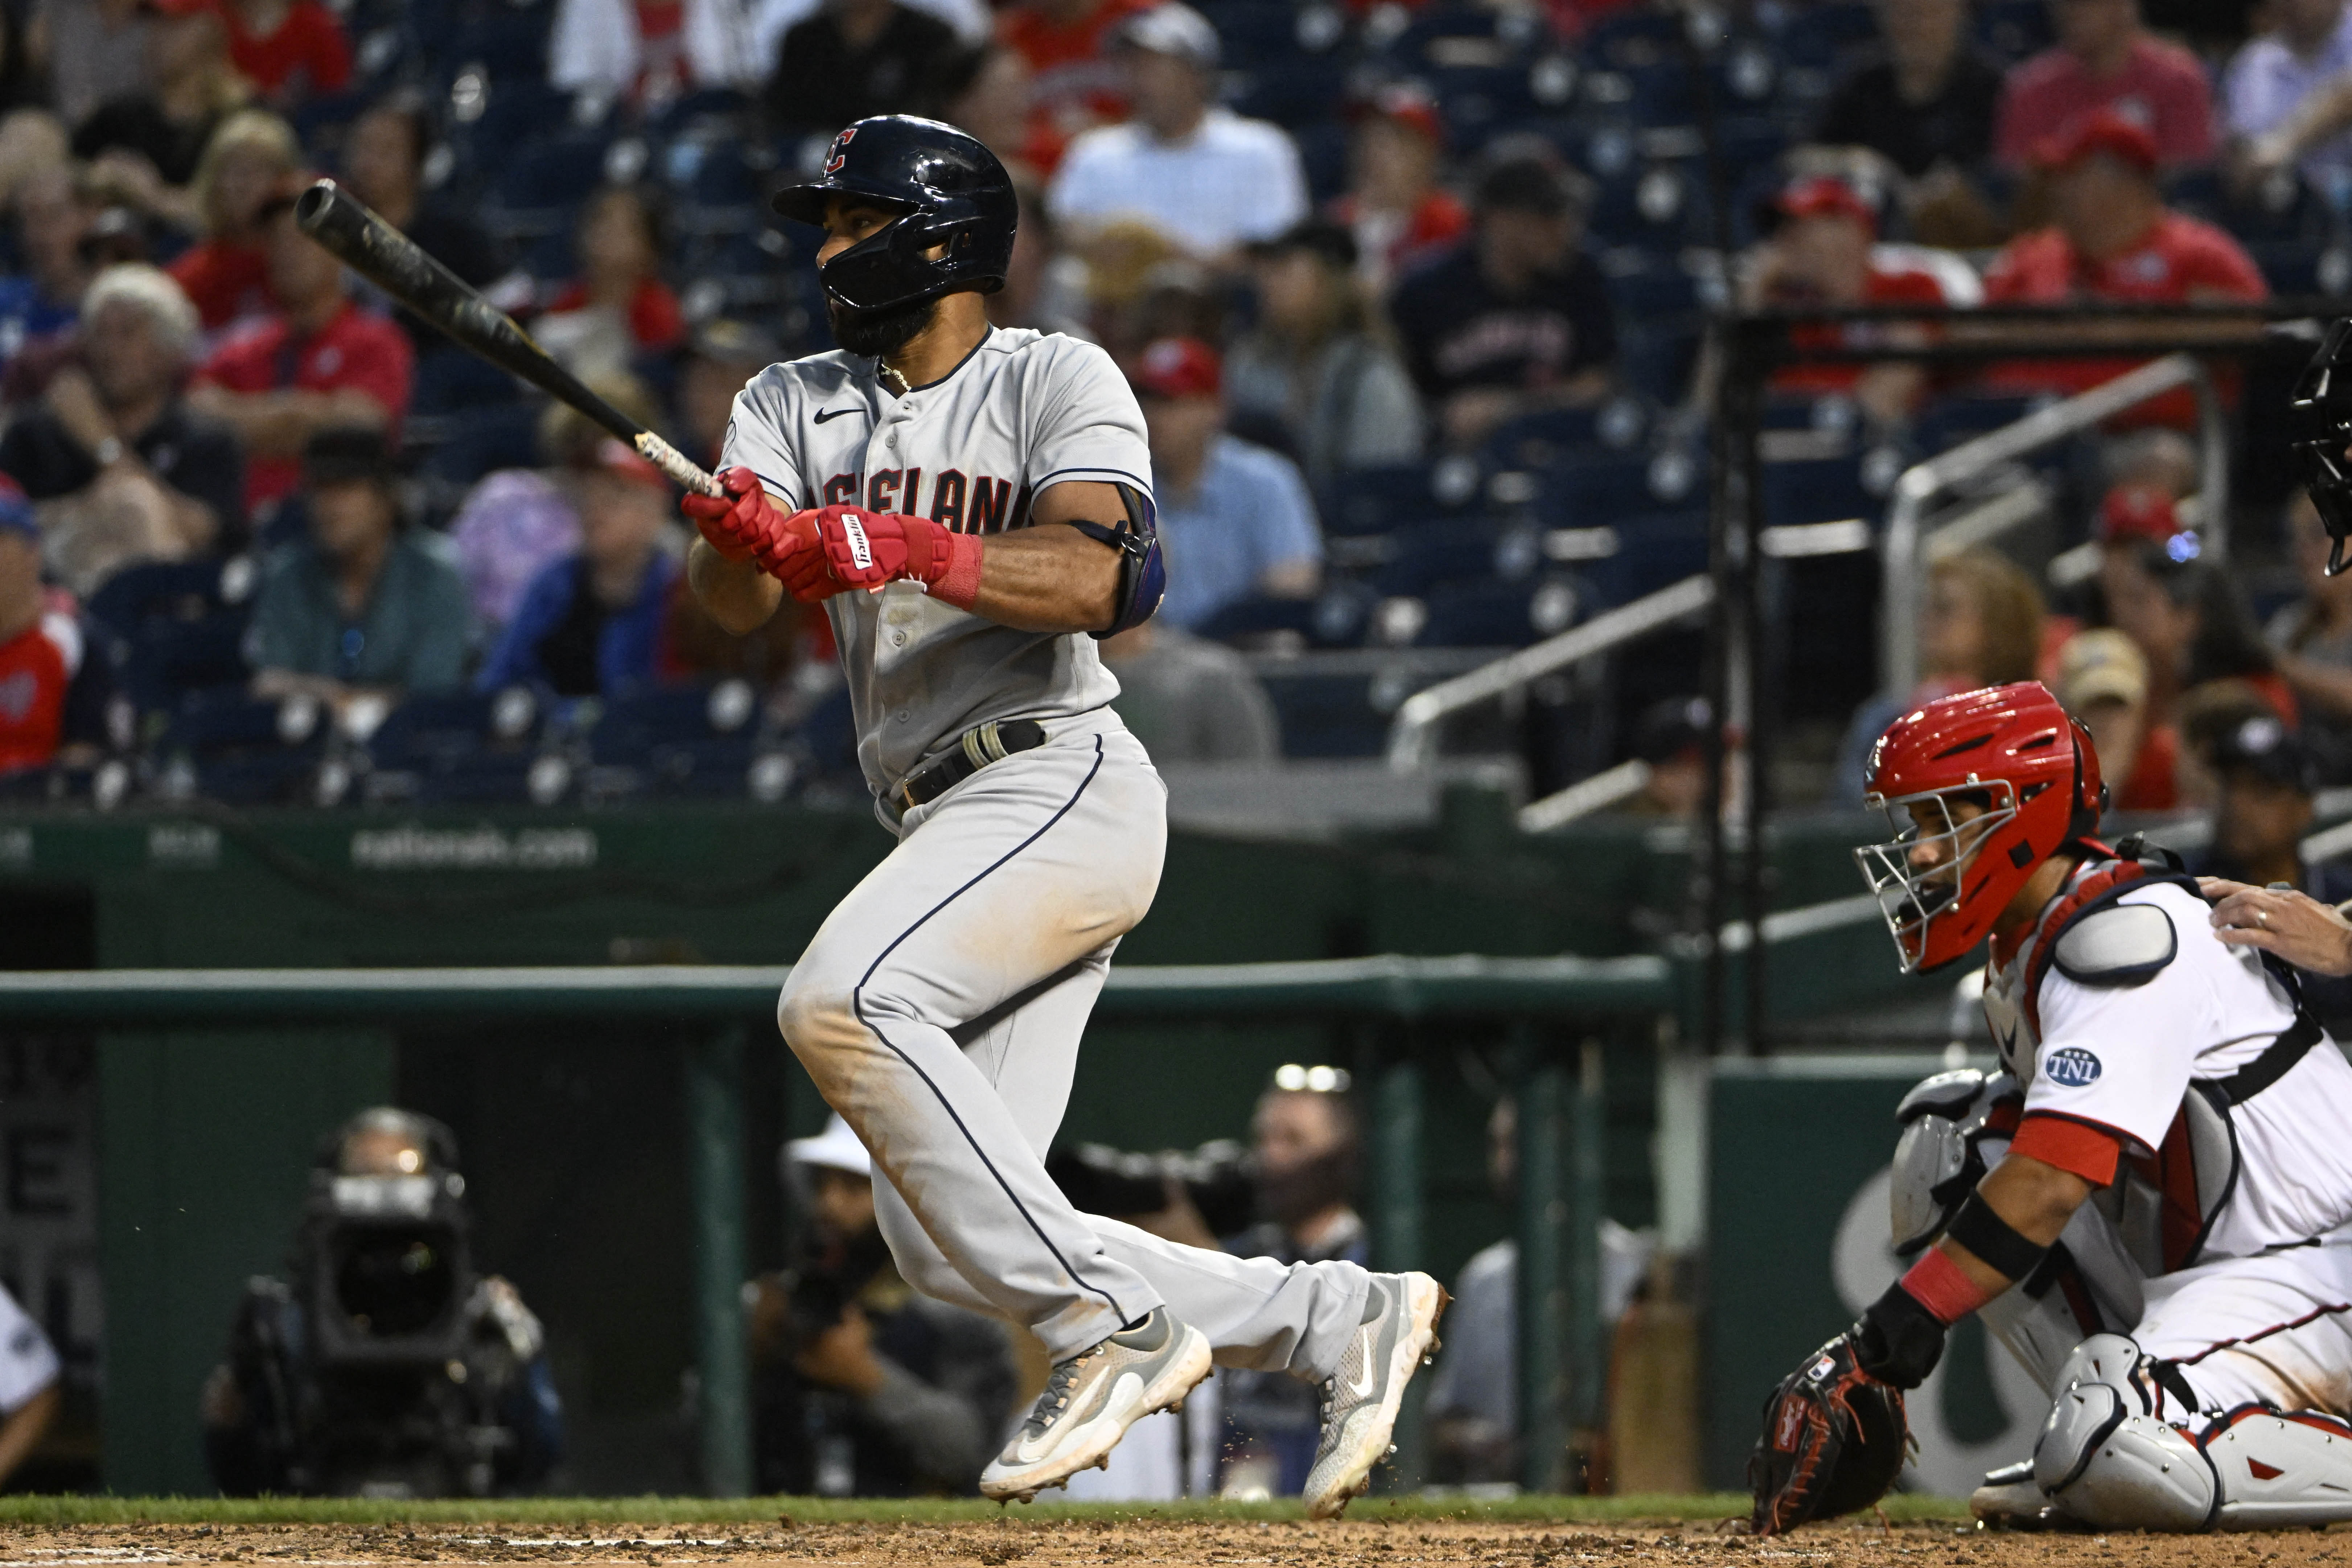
[824,127,857,177]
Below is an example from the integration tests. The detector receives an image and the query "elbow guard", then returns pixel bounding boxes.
[1064,483,1164,638]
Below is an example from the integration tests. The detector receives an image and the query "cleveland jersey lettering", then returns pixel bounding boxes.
[719,326,1152,795]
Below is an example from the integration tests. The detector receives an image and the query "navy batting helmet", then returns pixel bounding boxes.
[773,116,1017,315]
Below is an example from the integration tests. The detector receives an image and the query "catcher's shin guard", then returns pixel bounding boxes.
[2203,1407,2352,1528]
[2032,1335,2218,1531]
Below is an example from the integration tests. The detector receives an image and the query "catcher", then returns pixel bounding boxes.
[1751,680,2352,1533]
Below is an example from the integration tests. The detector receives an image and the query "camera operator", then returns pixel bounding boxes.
[199,1108,562,1498]
[1219,1065,1366,1498]
[748,1117,1015,1496]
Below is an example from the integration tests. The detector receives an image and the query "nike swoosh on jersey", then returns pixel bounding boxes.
[812,407,862,424]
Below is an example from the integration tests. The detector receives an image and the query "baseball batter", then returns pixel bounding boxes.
[679,114,1445,1513]
[1752,680,2352,1533]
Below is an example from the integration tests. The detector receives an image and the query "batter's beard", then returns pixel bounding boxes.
[828,294,939,361]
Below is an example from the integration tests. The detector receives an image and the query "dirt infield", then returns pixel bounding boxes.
[4,1510,2351,1568]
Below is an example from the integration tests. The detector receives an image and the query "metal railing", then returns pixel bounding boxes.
[1879,354,2228,696]
[1386,574,1718,771]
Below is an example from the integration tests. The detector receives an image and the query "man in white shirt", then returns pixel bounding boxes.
[1046,2,1307,265]
[2228,0,2352,188]
[0,1284,59,1487]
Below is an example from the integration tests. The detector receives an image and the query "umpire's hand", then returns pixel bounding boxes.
[2202,878,2352,975]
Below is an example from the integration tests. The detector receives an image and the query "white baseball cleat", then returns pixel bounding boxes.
[978,1307,1211,1503]
[1303,1271,1450,1520]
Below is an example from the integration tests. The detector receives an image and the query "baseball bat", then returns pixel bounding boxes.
[293,178,722,497]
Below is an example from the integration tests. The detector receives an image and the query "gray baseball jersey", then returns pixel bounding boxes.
[719,327,1150,793]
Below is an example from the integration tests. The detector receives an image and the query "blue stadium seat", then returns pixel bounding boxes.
[88,558,255,712]
[1770,1,1876,69]
[1974,0,2054,61]
[1291,120,1352,204]
[1537,451,1693,526]
[1589,508,1710,602]
[1195,583,1377,648]
[1578,6,1687,68]
[158,690,326,805]
[412,344,530,416]
[1615,325,1703,405]
[1913,395,2041,454]
[1760,454,1878,528]
[1416,574,1583,646]
[1254,667,1391,757]
[587,682,762,797]
[1321,462,1461,537]
[1374,518,1527,596]
[414,402,544,490]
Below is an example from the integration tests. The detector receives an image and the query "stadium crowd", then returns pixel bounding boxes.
[0,0,2335,815]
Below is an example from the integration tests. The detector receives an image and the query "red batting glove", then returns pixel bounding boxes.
[807,505,984,609]
[680,467,823,584]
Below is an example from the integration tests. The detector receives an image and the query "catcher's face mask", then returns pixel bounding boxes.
[1853,785,2018,974]
[2292,316,2352,577]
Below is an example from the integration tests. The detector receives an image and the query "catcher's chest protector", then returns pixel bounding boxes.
[1983,859,2311,1275]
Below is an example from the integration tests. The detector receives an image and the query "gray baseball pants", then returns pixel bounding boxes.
[777,711,1373,1373]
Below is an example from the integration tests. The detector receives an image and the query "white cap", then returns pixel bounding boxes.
[1115,3,1220,68]
[786,1114,871,1177]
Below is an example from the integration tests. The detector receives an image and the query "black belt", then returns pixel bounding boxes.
[2211,1010,2323,1104]
[894,719,1048,814]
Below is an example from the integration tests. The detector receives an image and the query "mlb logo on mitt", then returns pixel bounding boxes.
[1806,1353,1837,1384]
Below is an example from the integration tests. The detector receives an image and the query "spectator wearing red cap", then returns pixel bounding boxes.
[192,181,414,516]
[2092,480,2189,629]
[1131,336,1323,631]
[478,438,683,698]
[1981,109,2266,421]
[0,475,118,775]
[72,0,253,238]
[1327,85,1469,294]
[219,0,349,108]
[1744,174,1979,422]
[1993,0,2216,169]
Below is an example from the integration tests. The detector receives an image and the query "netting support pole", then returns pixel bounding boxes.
[688,1023,752,1498]
[1514,1029,1568,1494]
[1568,1040,1607,1443]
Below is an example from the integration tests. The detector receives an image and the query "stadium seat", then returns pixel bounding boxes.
[1195,581,1377,649]
[1615,324,1703,406]
[89,558,257,713]
[1416,573,1583,646]
[1321,462,1465,537]
[157,689,327,805]
[1912,394,2042,455]
[1374,518,1531,597]
[1769,1,1876,69]
[1588,508,1710,603]
[1974,0,2054,60]
[586,682,763,797]
[1760,453,1880,528]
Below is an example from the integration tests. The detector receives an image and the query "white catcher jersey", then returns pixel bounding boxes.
[719,328,1153,794]
[1983,874,2352,1260]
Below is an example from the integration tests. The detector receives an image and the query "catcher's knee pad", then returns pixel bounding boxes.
[2033,1334,2219,1531]
[2204,1407,2352,1529]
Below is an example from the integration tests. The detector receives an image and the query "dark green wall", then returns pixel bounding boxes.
[0,798,1905,1495]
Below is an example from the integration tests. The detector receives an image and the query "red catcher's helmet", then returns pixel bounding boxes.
[1853,682,2105,973]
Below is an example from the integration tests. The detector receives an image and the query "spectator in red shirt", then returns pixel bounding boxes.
[1744,173,1981,422]
[995,0,1154,173]
[220,0,350,108]
[1327,84,1469,295]
[536,185,684,382]
[190,184,413,515]
[1993,0,2216,168]
[166,108,301,332]
[0,477,115,776]
[1982,109,2267,419]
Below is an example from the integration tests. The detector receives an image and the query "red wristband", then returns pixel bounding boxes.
[1898,1246,1995,1325]
[932,528,983,611]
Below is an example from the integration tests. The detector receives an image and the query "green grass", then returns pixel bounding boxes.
[0,1494,1969,1529]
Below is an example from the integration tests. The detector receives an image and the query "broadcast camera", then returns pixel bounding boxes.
[203,1109,559,1498]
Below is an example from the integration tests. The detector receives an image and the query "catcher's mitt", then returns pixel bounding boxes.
[1747,1332,1911,1535]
